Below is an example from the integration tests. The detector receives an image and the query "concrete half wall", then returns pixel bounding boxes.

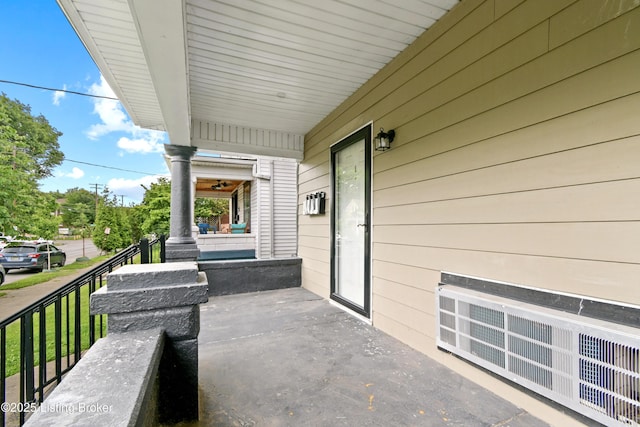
[198,258,302,296]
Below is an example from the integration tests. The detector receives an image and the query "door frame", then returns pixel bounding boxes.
[330,123,372,318]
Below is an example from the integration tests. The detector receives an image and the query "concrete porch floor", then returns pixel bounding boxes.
[195,288,549,426]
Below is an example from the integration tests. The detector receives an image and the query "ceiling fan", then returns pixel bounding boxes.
[211,179,230,190]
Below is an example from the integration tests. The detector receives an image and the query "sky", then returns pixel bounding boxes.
[0,0,170,205]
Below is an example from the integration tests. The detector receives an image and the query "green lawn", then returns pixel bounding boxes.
[1,255,109,291]
[3,284,107,377]
[1,256,110,377]
[1,247,162,378]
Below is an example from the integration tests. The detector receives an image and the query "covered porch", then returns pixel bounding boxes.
[189,154,298,261]
[50,0,640,426]
[195,287,550,426]
[190,155,257,259]
[26,286,554,427]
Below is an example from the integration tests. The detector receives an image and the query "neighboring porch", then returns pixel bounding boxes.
[190,155,298,262]
[195,234,255,259]
[196,287,550,426]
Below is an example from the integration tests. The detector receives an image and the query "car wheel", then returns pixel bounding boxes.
[58,256,66,267]
[0,272,4,285]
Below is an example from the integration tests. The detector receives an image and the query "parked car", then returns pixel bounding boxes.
[0,236,13,250]
[0,243,66,272]
[0,264,4,285]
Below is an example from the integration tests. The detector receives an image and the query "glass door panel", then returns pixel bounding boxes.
[331,126,371,317]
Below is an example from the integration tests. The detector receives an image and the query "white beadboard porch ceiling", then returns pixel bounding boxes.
[57,0,458,157]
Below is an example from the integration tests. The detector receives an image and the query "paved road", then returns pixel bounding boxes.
[2,239,101,285]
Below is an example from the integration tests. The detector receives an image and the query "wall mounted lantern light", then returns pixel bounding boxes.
[374,127,395,151]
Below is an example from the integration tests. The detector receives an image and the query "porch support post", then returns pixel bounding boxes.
[164,144,199,262]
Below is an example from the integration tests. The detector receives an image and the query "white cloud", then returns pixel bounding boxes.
[86,76,134,139]
[54,167,85,179]
[117,135,164,154]
[86,75,166,152]
[65,167,85,179]
[107,174,169,204]
[52,84,67,106]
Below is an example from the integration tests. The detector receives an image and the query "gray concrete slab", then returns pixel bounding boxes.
[196,288,549,426]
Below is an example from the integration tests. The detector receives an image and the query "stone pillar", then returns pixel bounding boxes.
[90,262,208,423]
[164,144,199,262]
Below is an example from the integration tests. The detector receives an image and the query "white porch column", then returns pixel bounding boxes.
[165,144,200,262]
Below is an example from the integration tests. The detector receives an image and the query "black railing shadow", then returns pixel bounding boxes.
[0,236,165,426]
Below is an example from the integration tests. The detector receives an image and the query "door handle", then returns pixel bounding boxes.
[357,223,368,228]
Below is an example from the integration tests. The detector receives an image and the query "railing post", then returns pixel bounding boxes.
[38,306,46,403]
[65,297,70,368]
[74,286,81,363]
[89,276,96,345]
[55,297,62,384]
[22,313,35,422]
[24,314,34,402]
[160,234,166,263]
[140,238,149,264]
[1,328,6,427]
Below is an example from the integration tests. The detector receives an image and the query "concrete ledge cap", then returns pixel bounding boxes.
[24,328,165,427]
[90,279,208,315]
[108,262,199,290]
[199,257,302,269]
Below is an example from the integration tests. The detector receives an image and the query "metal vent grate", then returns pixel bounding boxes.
[579,335,640,423]
[437,285,640,427]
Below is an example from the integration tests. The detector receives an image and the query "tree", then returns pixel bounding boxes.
[194,198,229,219]
[0,93,64,234]
[29,193,61,239]
[93,189,126,252]
[0,94,63,179]
[92,185,142,251]
[137,177,171,236]
[128,205,144,243]
[116,206,133,246]
[60,188,96,230]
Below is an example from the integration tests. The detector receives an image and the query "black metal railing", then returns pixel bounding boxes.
[0,236,165,426]
[139,236,166,264]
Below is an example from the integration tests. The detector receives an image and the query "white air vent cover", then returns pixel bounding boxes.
[437,286,640,427]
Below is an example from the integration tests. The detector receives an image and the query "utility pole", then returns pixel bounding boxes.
[89,183,103,211]
[116,194,125,206]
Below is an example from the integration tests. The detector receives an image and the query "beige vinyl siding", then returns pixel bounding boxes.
[299,0,640,423]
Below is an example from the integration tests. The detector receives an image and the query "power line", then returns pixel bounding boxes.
[65,158,160,176]
[0,79,119,100]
